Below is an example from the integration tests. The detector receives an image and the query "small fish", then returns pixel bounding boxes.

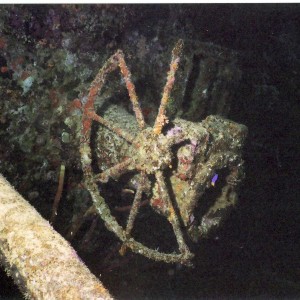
[211,173,218,187]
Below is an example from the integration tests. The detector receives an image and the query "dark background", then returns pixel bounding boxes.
[0,4,300,299]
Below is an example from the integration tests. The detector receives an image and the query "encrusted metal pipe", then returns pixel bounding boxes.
[0,174,112,300]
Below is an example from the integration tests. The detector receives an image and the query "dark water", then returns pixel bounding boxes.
[0,4,300,299]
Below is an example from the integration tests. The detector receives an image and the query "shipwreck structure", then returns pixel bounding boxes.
[78,40,248,265]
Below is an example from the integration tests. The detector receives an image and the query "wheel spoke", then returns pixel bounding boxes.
[94,158,133,183]
[155,170,191,255]
[153,39,183,135]
[88,111,135,144]
[125,172,147,236]
[118,50,145,130]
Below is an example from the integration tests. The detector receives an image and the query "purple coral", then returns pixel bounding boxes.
[166,125,182,137]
